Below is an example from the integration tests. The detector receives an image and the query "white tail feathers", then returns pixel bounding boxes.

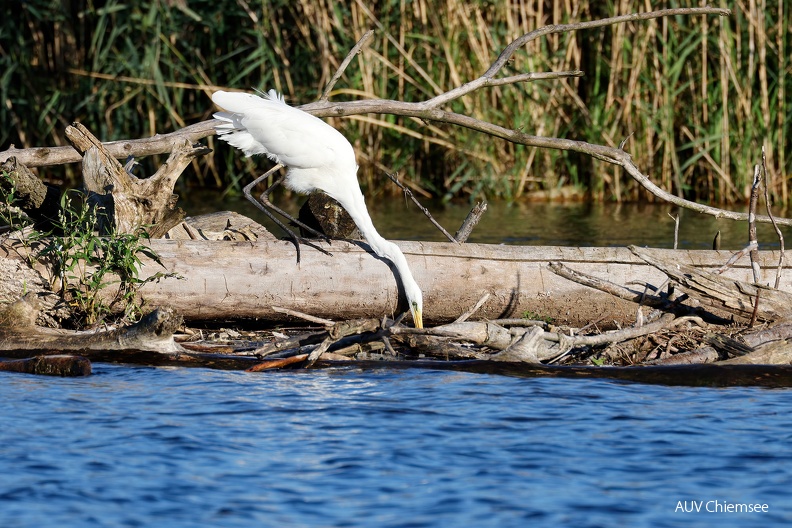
[212,89,285,114]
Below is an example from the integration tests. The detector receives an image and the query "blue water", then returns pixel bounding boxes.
[2,364,791,527]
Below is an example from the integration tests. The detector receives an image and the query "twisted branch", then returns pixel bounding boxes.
[1,8,753,229]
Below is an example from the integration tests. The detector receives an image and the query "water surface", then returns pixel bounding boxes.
[2,365,791,527]
[184,190,792,250]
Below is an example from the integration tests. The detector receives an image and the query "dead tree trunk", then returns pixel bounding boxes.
[64,122,209,237]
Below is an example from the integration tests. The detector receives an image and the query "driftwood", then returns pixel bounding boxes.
[548,247,792,366]
[629,245,792,322]
[2,278,791,379]
[6,6,792,379]
[1,124,207,239]
[0,355,92,377]
[3,201,792,370]
[3,230,792,327]
[0,295,184,353]
[106,242,792,327]
[3,333,791,387]
[65,122,209,237]
[720,340,792,366]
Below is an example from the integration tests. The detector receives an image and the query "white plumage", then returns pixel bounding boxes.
[212,89,423,328]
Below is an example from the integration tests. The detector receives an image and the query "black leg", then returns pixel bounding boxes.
[242,164,332,263]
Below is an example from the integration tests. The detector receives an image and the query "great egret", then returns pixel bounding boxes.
[212,89,423,328]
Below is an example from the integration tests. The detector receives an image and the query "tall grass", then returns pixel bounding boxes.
[1,0,790,205]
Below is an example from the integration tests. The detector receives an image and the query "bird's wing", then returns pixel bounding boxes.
[212,90,353,169]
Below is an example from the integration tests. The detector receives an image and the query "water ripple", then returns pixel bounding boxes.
[1,365,791,527]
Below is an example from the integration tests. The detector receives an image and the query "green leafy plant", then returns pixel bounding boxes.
[522,310,554,324]
[0,169,31,231]
[590,356,606,367]
[30,190,176,327]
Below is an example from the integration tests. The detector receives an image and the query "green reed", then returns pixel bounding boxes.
[1,0,789,204]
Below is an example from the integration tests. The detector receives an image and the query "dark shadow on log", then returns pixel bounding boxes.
[1,157,62,232]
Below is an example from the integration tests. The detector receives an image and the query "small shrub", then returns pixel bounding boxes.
[0,170,32,230]
[30,190,177,327]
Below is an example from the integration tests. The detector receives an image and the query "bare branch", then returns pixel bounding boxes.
[0,120,216,167]
[384,172,458,243]
[761,145,785,288]
[320,29,375,101]
[453,293,491,324]
[484,70,585,87]
[748,165,762,283]
[454,202,487,243]
[426,6,730,107]
[3,6,756,234]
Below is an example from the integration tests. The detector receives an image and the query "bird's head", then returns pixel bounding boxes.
[403,280,423,329]
[374,240,423,329]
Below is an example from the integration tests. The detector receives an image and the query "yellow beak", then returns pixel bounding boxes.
[412,305,423,329]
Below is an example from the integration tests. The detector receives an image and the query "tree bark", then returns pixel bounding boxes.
[0,296,184,353]
[4,234,791,326]
[630,245,792,322]
[64,122,206,236]
[0,355,92,376]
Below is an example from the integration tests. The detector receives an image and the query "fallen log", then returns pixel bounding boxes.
[0,347,264,370]
[4,232,791,326]
[719,340,792,365]
[3,343,792,387]
[132,241,792,325]
[0,355,92,376]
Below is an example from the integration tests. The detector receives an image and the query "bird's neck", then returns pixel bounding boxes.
[331,188,421,295]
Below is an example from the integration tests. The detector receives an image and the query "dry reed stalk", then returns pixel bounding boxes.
[778,0,787,203]
[6,2,789,206]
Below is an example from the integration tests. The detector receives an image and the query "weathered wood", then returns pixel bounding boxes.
[0,355,92,376]
[645,347,722,365]
[0,346,264,370]
[0,257,69,326]
[392,321,517,349]
[391,333,491,359]
[6,231,792,326]
[0,120,218,167]
[0,157,62,231]
[630,245,792,322]
[3,340,791,386]
[65,122,207,236]
[489,326,550,363]
[719,340,792,365]
[0,297,184,353]
[247,354,310,371]
[454,202,488,243]
[132,241,792,326]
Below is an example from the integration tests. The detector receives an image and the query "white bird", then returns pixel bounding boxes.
[212,89,423,328]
